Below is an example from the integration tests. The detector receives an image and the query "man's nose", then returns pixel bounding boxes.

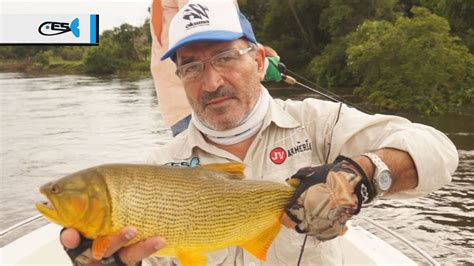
[201,62,224,92]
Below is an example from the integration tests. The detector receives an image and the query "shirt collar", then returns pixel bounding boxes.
[263,97,301,129]
[171,97,301,159]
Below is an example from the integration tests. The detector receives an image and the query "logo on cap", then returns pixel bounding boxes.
[183,4,209,30]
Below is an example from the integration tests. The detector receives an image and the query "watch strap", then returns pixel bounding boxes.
[364,153,389,173]
[363,152,391,198]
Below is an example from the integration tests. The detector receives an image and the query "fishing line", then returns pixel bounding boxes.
[280,65,346,103]
[297,235,308,265]
[268,60,362,265]
[270,60,373,115]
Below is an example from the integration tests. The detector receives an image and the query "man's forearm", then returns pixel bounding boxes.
[353,148,418,195]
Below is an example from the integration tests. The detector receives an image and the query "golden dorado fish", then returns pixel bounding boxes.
[36,163,295,265]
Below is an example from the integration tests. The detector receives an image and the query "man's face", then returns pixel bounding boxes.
[175,39,265,131]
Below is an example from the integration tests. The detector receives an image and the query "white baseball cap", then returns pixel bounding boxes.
[160,0,257,61]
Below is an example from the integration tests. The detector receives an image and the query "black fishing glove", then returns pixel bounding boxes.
[285,156,375,241]
[61,228,137,266]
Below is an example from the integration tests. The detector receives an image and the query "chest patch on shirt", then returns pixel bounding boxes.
[269,139,313,165]
[287,139,313,157]
[165,157,200,167]
[269,147,287,164]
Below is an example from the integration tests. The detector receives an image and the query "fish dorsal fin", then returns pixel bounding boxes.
[240,222,281,261]
[200,163,245,180]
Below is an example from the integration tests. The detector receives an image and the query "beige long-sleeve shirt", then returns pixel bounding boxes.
[147,94,458,265]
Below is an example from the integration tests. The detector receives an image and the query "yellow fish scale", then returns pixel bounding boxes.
[100,164,294,256]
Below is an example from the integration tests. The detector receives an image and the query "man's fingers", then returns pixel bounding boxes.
[99,226,138,259]
[60,228,82,249]
[61,226,166,265]
[118,237,166,265]
[280,213,297,229]
[263,46,277,57]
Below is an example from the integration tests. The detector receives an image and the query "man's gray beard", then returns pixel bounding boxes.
[197,82,261,131]
[200,111,248,131]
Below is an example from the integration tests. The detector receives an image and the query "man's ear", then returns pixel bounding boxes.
[254,45,266,80]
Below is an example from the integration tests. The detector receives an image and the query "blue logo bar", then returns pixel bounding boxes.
[90,15,98,44]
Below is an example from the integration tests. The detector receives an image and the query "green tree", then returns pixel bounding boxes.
[435,0,474,52]
[241,0,330,68]
[135,19,152,61]
[0,47,14,60]
[83,38,119,74]
[58,46,85,61]
[0,46,46,60]
[306,39,354,88]
[34,50,54,67]
[239,0,269,35]
[319,0,398,38]
[305,0,399,87]
[82,20,152,75]
[346,7,473,114]
[397,0,474,51]
[110,23,141,61]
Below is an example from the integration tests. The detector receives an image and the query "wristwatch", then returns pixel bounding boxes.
[363,153,393,198]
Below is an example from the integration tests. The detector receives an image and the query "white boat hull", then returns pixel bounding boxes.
[1,221,419,265]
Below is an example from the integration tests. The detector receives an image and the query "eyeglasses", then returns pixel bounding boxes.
[175,46,254,82]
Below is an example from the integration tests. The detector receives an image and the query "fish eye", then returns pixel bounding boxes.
[51,183,60,194]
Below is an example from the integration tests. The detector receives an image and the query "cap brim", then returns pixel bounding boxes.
[160,31,243,61]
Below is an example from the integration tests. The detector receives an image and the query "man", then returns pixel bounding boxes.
[150,0,280,137]
[61,0,458,265]
[150,0,194,137]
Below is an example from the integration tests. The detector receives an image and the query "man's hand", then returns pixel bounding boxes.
[260,45,282,82]
[282,156,375,241]
[60,227,166,265]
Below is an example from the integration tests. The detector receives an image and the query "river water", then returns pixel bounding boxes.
[0,73,472,264]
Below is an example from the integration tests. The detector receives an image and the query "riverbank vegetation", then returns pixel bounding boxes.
[241,0,473,114]
[0,22,152,79]
[1,0,472,114]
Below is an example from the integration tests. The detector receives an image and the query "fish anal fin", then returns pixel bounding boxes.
[177,251,206,266]
[200,163,246,179]
[240,222,281,261]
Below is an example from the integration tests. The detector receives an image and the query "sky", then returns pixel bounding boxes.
[1,0,151,32]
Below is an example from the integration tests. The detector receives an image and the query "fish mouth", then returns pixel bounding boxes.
[38,200,53,209]
[35,197,60,223]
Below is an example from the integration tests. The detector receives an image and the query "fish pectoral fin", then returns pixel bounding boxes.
[91,228,126,259]
[200,163,246,180]
[177,251,206,266]
[240,222,281,261]
[91,235,112,259]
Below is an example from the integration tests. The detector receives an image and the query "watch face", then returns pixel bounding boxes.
[378,170,393,191]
